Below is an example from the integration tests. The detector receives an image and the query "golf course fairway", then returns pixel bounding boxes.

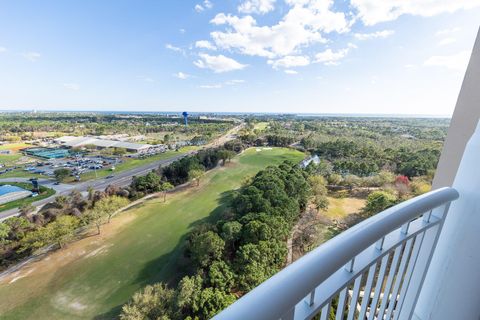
[0,147,304,320]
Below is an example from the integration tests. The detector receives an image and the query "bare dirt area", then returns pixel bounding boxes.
[290,196,366,262]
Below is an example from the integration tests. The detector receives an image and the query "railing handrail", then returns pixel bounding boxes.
[214,187,459,320]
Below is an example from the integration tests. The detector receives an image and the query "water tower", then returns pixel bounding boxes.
[182,112,189,127]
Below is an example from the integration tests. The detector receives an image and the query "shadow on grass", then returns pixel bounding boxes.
[93,190,235,320]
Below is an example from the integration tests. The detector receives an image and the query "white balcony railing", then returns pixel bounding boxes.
[214,187,459,320]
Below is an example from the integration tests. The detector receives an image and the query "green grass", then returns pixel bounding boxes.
[68,146,199,182]
[0,147,304,320]
[253,122,269,131]
[0,169,44,179]
[0,182,55,212]
[0,154,22,165]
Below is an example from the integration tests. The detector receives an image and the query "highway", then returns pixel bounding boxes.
[0,123,244,220]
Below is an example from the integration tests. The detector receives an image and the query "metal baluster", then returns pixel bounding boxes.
[377,245,403,318]
[368,254,390,320]
[320,301,331,320]
[336,287,348,320]
[385,239,414,319]
[347,275,363,320]
[358,263,378,319]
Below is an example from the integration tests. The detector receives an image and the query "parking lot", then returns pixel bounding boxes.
[23,155,121,179]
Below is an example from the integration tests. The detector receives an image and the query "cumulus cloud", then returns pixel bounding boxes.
[199,83,222,89]
[194,53,247,73]
[173,72,191,79]
[284,69,298,74]
[267,55,310,69]
[238,0,276,14]
[351,0,480,26]
[165,43,183,53]
[22,51,41,62]
[436,27,461,37]
[315,48,350,65]
[195,0,213,12]
[63,83,80,91]
[424,50,471,71]
[438,37,456,46]
[195,40,217,50]
[209,0,349,58]
[225,79,245,85]
[354,30,394,40]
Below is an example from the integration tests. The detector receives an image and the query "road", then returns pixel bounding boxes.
[0,123,244,220]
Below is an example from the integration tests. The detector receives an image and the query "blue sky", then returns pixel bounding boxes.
[0,0,479,115]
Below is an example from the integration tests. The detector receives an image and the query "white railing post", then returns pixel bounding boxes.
[414,121,480,320]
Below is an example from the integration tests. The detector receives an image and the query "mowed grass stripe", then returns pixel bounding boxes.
[0,147,304,320]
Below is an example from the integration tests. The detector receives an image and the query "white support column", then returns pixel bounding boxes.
[432,27,480,189]
[413,121,480,319]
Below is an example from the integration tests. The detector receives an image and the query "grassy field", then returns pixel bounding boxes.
[0,182,56,212]
[0,143,32,152]
[0,147,304,320]
[254,122,269,131]
[67,146,199,182]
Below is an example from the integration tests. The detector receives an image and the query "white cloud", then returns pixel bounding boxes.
[438,37,456,46]
[165,43,183,53]
[315,48,350,65]
[195,40,217,50]
[0,47,6,53]
[436,27,461,37]
[424,50,471,71]
[284,69,298,74]
[63,83,80,91]
[267,55,310,69]
[195,0,213,12]
[204,0,213,9]
[194,53,247,73]
[173,72,191,79]
[199,83,222,89]
[354,30,394,40]
[351,0,480,26]
[22,52,41,62]
[238,0,276,14]
[225,79,245,85]
[180,28,186,34]
[209,0,349,59]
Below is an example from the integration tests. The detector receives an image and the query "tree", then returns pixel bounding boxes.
[94,195,130,223]
[54,168,70,182]
[189,169,204,187]
[19,203,35,217]
[208,261,236,291]
[0,223,11,244]
[48,215,79,248]
[308,175,329,210]
[221,221,242,251]
[120,283,175,320]
[363,191,397,215]
[194,287,236,319]
[160,182,174,202]
[217,149,236,165]
[87,186,95,202]
[189,231,225,268]
[176,275,203,312]
[3,217,31,241]
[131,171,162,194]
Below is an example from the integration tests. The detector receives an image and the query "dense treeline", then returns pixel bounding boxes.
[0,112,234,141]
[120,161,313,319]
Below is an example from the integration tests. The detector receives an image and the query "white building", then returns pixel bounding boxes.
[55,136,151,152]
